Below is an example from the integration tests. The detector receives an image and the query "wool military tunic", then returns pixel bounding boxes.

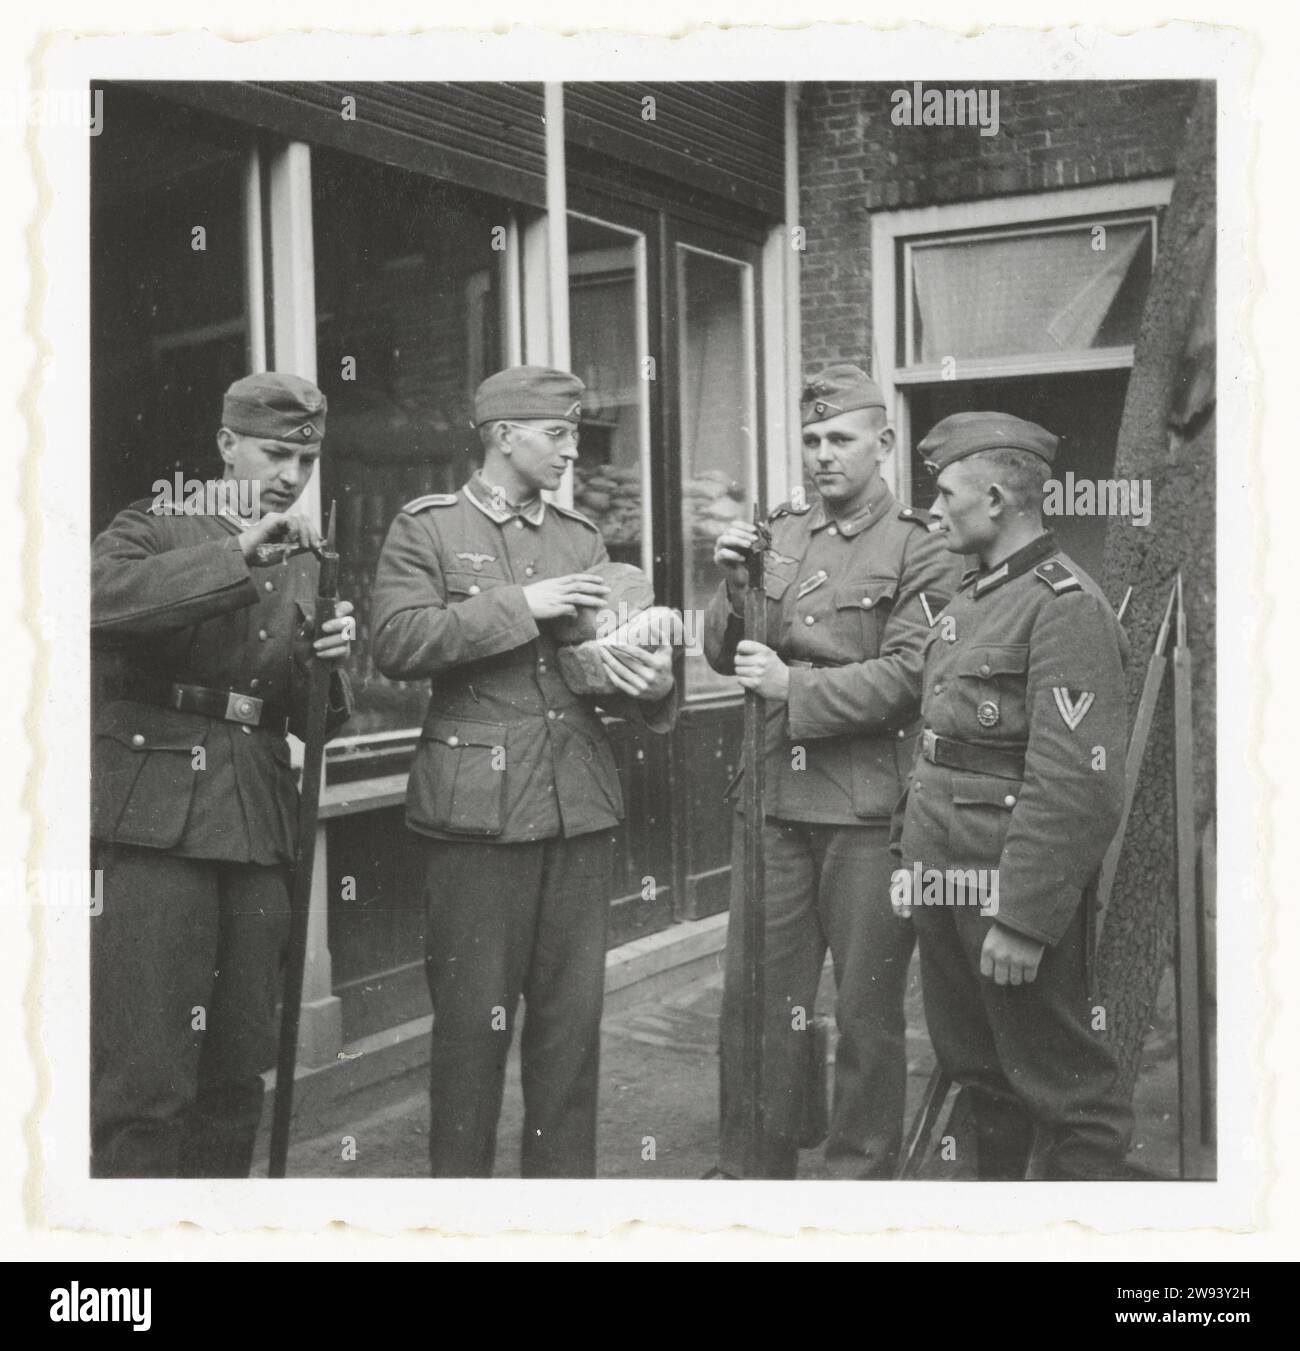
[897,532,1130,946]
[91,496,351,865]
[702,485,964,823]
[370,473,674,843]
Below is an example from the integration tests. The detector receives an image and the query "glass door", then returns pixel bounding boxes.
[664,216,765,919]
[674,241,759,700]
[566,213,653,577]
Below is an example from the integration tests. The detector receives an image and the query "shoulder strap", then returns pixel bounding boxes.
[769,498,813,522]
[403,493,459,514]
[898,504,940,532]
[1034,557,1083,595]
[550,501,602,534]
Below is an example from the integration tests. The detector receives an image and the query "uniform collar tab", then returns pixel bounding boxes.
[809,485,895,536]
[973,531,1058,597]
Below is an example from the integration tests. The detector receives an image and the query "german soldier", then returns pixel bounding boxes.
[91,373,354,1177]
[894,411,1133,1180]
[703,364,964,1178]
[370,365,676,1178]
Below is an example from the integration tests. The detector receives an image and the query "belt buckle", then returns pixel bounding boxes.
[225,692,263,726]
[921,728,937,763]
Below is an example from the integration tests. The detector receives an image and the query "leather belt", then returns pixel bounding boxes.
[122,675,290,735]
[920,728,1025,781]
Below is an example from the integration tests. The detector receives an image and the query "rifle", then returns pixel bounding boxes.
[268,502,340,1178]
[737,504,772,1177]
[1092,581,1178,951]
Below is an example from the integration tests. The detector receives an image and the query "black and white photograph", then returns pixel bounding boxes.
[16,15,1279,1262]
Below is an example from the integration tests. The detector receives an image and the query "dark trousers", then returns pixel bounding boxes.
[90,843,290,1178]
[719,819,914,1179]
[420,831,614,1178]
[913,900,1133,1179]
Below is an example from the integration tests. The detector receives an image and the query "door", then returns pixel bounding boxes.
[662,217,766,919]
[564,188,769,927]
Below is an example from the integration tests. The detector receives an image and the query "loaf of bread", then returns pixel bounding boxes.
[549,560,655,644]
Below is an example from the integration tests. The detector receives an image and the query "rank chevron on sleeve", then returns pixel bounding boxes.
[1052,686,1095,731]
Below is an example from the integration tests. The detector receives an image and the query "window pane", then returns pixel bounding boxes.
[313,151,509,736]
[92,86,251,532]
[677,246,756,699]
[909,220,1154,364]
[567,217,650,572]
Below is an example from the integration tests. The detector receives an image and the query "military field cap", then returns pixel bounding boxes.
[918,411,1058,473]
[801,363,887,426]
[222,372,327,443]
[475,365,585,427]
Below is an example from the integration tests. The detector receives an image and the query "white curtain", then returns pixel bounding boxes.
[912,223,1148,363]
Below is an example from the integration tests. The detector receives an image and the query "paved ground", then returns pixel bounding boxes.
[266,950,1192,1181]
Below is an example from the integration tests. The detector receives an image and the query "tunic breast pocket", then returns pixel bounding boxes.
[407,715,508,836]
[947,774,1024,867]
[763,564,795,606]
[954,644,1029,739]
[831,574,898,657]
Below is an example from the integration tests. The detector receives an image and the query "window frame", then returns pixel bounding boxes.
[870,178,1174,504]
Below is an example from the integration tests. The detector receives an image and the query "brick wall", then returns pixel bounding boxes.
[798,80,1201,369]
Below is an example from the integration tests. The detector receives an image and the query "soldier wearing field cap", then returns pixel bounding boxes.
[91,372,355,1177]
[371,365,677,1178]
[892,410,1134,1179]
[703,363,964,1179]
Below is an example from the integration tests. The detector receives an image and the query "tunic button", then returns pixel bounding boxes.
[538,662,547,674]
[933,682,944,694]
[1004,794,1017,807]
[130,733,145,747]
[264,581,274,593]
[979,664,991,677]
[804,614,817,626]
[524,565,535,577]
[258,629,269,641]
[446,735,460,747]
[468,584,481,595]
[514,519,524,529]
[250,678,260,689]
[861,597,873,608]
[827,525,838,536]
[897,728,907,739]
[240,724,252,735]
[547,710,559,720]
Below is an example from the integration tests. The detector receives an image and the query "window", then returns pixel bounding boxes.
[906,217,1155,370]
[871,181,1172,576]
[91,86,255,532]
[312,150,518,736]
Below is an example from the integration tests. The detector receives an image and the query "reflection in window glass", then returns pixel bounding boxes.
[677,246,756,699]
[908,219,1155,365]
[567,216,650,572]
[313,151,508,735]
[91,86,251,532]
